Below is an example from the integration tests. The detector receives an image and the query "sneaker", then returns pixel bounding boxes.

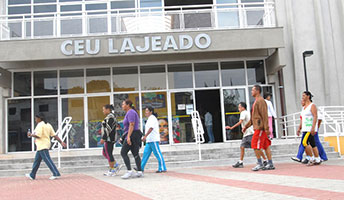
[232,161,244,168]
[301,159,309,164]
[252,164,263,171]
[263,164,275,170]
[291,157,301,163]
[132,171,144,178]
[49,176,59,180]
[25,174,34,180]
[103,170,115,177]
[314,160,322,165]
[263,161,268,167]
[307,160,315,166]
[121,171,133,179]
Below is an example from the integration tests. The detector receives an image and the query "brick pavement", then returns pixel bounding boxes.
[1,160,344,200]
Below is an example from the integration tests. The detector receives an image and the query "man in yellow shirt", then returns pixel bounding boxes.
[26,113,66,180]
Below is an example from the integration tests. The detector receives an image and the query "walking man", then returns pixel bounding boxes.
[227,102,267,168]
[243,85,275,171]
[26,113,67,180]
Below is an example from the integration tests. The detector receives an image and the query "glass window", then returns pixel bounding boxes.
[221,61,246,86]
[8,22,23,38]
[86,68,111,93]
[223,88,246,140]
[8,99,32,152]
[168,64,193,89]
[140,0,162,8]
[111,0,135,10]
[14,72,31,97]
[113,66,138,92]
[8,0,31,5]
[34,5,57,13]
[34,20,54,36]
[140,65,166,90]
[34,98,58,130]
[62,98,85,149]
[34,71,57,96]
[86,3,107,11]
[114,93,141,139]
[60,0,81,2]
[142,92,168,144]
[217,0,237,3]
[8,6,31,15]
[88,96,110,148]
[34,0,56,3]
[60,69,84,95]
[61,4,82,15]
[247,60,265,85]
[184,13,212,29]
[171,92,194,143]
[194,62,219,88]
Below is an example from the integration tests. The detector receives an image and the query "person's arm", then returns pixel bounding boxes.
[127,122,135,145]
[297,116,302,136]
[310,104,318,135]
[142,128,153,142]
[227,120,243,130]
[28,124,43,138]
[53,135,67,148]
[318,119,322,129]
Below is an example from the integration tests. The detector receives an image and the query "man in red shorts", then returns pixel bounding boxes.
[243,85,275,171]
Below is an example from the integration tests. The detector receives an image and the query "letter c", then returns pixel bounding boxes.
[61,40,73,56]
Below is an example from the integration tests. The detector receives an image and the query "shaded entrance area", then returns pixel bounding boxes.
[195,89,223,142]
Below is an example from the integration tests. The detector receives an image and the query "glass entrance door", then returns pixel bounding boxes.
[222,88,247,141]
[169,91,195,144]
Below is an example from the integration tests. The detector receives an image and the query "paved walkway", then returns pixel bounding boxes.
[1,159,344,200]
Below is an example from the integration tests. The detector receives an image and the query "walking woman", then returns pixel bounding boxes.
[120,99,143,179]
[26,113,66,180]
[101,104,122,176]
[141,107,167,173]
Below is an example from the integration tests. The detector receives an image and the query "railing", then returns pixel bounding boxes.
[51,116,72,168]
[0,2,276,41]
[191,111,205,161]
[280,106,344,154]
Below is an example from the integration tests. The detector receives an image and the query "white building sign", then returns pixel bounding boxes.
[61,33,211,56]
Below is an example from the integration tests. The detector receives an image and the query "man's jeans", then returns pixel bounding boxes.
[30,149,61,179]
[296,132,328,161]
[206,125,215,142]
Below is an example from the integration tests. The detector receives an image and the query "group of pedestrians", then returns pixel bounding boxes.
[25,85,326,180]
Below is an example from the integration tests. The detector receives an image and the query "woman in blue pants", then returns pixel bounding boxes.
[141,107,167,173]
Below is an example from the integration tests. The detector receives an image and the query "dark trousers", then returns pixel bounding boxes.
[121,130,142,171]
[30,149,60,179]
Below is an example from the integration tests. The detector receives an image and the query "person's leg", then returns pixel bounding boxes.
[207,125,214,143]
[264,146,272,161]
[41,149,60,177]
[30,151,42,179]
[240,146,245,161]
[106,142,116,168]
[259,150,267,160]
[268,117,273,138]
[296,132,306,160]
[141,143,153,171]
[314,133,328,161]
[130,141,142,172]
[151,141,167,171]
[120,140,131,170]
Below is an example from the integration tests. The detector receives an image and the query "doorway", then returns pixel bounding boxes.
[195,89,223,143]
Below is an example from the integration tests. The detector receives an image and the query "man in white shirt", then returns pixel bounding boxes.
[264,93,277,139]
[226,102,267,168]
[205,111,215,143]
[141,107,167,173]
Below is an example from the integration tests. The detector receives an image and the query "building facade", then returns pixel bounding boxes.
[0,0,342,154]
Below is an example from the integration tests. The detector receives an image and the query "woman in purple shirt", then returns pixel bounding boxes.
[120,99,143,179]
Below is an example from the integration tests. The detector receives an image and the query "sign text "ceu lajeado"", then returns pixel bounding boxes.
[61,33,211,56]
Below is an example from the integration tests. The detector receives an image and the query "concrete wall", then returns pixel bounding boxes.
[0,0,5,15]
[276,0,344,114]
[0,28,284,63]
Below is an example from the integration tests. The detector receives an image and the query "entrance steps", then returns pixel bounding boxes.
[0,139,340,177]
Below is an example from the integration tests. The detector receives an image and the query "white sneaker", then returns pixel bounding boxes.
[25,174,33,180]
[132,171,144,178]
[121,171,133,179]
[49,176,59,180]
[103,170,115,177]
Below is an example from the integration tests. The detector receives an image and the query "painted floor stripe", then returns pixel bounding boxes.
[165,171,344,200]
[200,163,344,180]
